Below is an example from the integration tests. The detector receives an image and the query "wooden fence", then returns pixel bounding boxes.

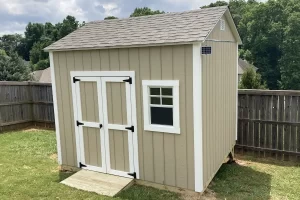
[236,89,300,160]
[0,82,54,132]
[1,82,300,160]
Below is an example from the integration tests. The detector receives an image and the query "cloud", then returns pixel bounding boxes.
[0,0,267,36]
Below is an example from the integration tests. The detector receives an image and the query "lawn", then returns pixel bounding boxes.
[0,129,299,200]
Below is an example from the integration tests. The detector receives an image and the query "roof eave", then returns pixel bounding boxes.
[43,40,202,52]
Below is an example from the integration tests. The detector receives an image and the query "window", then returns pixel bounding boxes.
[220,19,225,31]
[142,80,180,134]
[202,46,212,55]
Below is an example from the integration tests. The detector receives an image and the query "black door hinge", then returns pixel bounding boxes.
[128,172,136,179]
[77,120,84,126]
[73,77,80,83]
[123,77,132,84]
[79,162,87,168]
[125,126,134,132]
[99,124,103,129]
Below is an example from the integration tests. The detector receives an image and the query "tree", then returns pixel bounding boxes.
[201,1,228,8]
[57,15,79,39]
[104,16,118,20]
[239,67,267,89]
[279,12,300,89]
[0,34,22,56]
[0,52,30,81]
[130,7,165,17]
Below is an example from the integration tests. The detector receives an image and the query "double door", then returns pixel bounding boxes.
[71,72,138,179]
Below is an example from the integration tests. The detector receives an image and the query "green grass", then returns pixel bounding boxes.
[210,155,300,200]
[1,129,300,200]
[0,129,180,200]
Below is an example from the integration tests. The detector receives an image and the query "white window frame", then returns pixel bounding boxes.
[142,80,180,134]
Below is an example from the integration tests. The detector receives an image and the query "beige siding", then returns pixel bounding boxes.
[53,44,195,190]
[106,82,129,172]
[207,16,236,41]
[202,15,237,188]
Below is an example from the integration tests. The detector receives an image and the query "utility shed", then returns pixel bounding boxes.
[45,6,242,193]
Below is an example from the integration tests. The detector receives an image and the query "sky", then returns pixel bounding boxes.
[0,0,266,36]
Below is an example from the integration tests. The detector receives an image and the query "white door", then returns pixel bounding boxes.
[71,72,138,179]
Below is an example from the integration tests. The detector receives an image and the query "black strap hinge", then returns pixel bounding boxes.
[73,77,80,83]
[123,77,132,84]
[100,124,103,129]
[125,125,134,132]
[79,162,87,168]
[127,172,136,179]
[77,121,84,126]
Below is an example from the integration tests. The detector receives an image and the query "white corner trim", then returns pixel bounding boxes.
[193,43,204,192]
[236,43,239,140]
[49,52,62,165]
[142,80,180,134]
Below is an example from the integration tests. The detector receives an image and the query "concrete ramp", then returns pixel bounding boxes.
[61,170,133,197]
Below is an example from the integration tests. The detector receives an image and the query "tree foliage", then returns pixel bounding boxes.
[239,67,267,89]
[130,7,165,17]
[203,0,300,90]
[104,16,118,20]
[279,12,300,89]
[0,52,30,81]
[201,1,228,8]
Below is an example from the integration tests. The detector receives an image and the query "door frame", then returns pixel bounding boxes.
[70,71,139,179]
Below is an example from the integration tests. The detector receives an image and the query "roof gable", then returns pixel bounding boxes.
[45,6,229,51]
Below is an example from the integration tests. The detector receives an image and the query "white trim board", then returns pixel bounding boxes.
[236,43,239,140]
[49,52,62,165]
[193,43,204,192]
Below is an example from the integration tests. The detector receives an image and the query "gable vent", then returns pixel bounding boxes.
[202,46,212,55]
[220,19,225,31]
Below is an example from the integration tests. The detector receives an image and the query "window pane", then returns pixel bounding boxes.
[150,88,160,95]
[162,97,173,105]
[151,97,161,104]
[150,107,173,126]
[162,88,172,96]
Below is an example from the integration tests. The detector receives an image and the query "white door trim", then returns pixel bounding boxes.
[101,76,135,179]
[70,71,139,179]
[71,76,106,173]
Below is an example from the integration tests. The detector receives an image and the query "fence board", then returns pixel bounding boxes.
[237,90,300,160]
[0,82,54,132]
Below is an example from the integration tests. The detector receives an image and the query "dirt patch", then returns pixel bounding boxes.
[235,159,250,166]
[23,128,40,132]
[50,153,58,161]
[181,188,217,200]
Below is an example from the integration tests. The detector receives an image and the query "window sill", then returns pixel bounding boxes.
[144,125,180,134]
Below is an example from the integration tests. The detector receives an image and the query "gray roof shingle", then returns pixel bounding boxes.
[45,6,228,51]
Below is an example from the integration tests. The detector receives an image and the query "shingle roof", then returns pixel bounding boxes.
[45,6,228,51]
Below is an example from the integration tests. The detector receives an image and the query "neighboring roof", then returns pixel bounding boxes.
[238,59,257,75]
[45,6,241,51]
[31,67,51,83]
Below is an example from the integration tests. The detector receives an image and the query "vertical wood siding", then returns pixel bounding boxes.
[202,16,238,188]
[53,44,195,190]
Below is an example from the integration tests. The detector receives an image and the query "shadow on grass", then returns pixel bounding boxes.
[209,162,271,200]
[57,171,76,183]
